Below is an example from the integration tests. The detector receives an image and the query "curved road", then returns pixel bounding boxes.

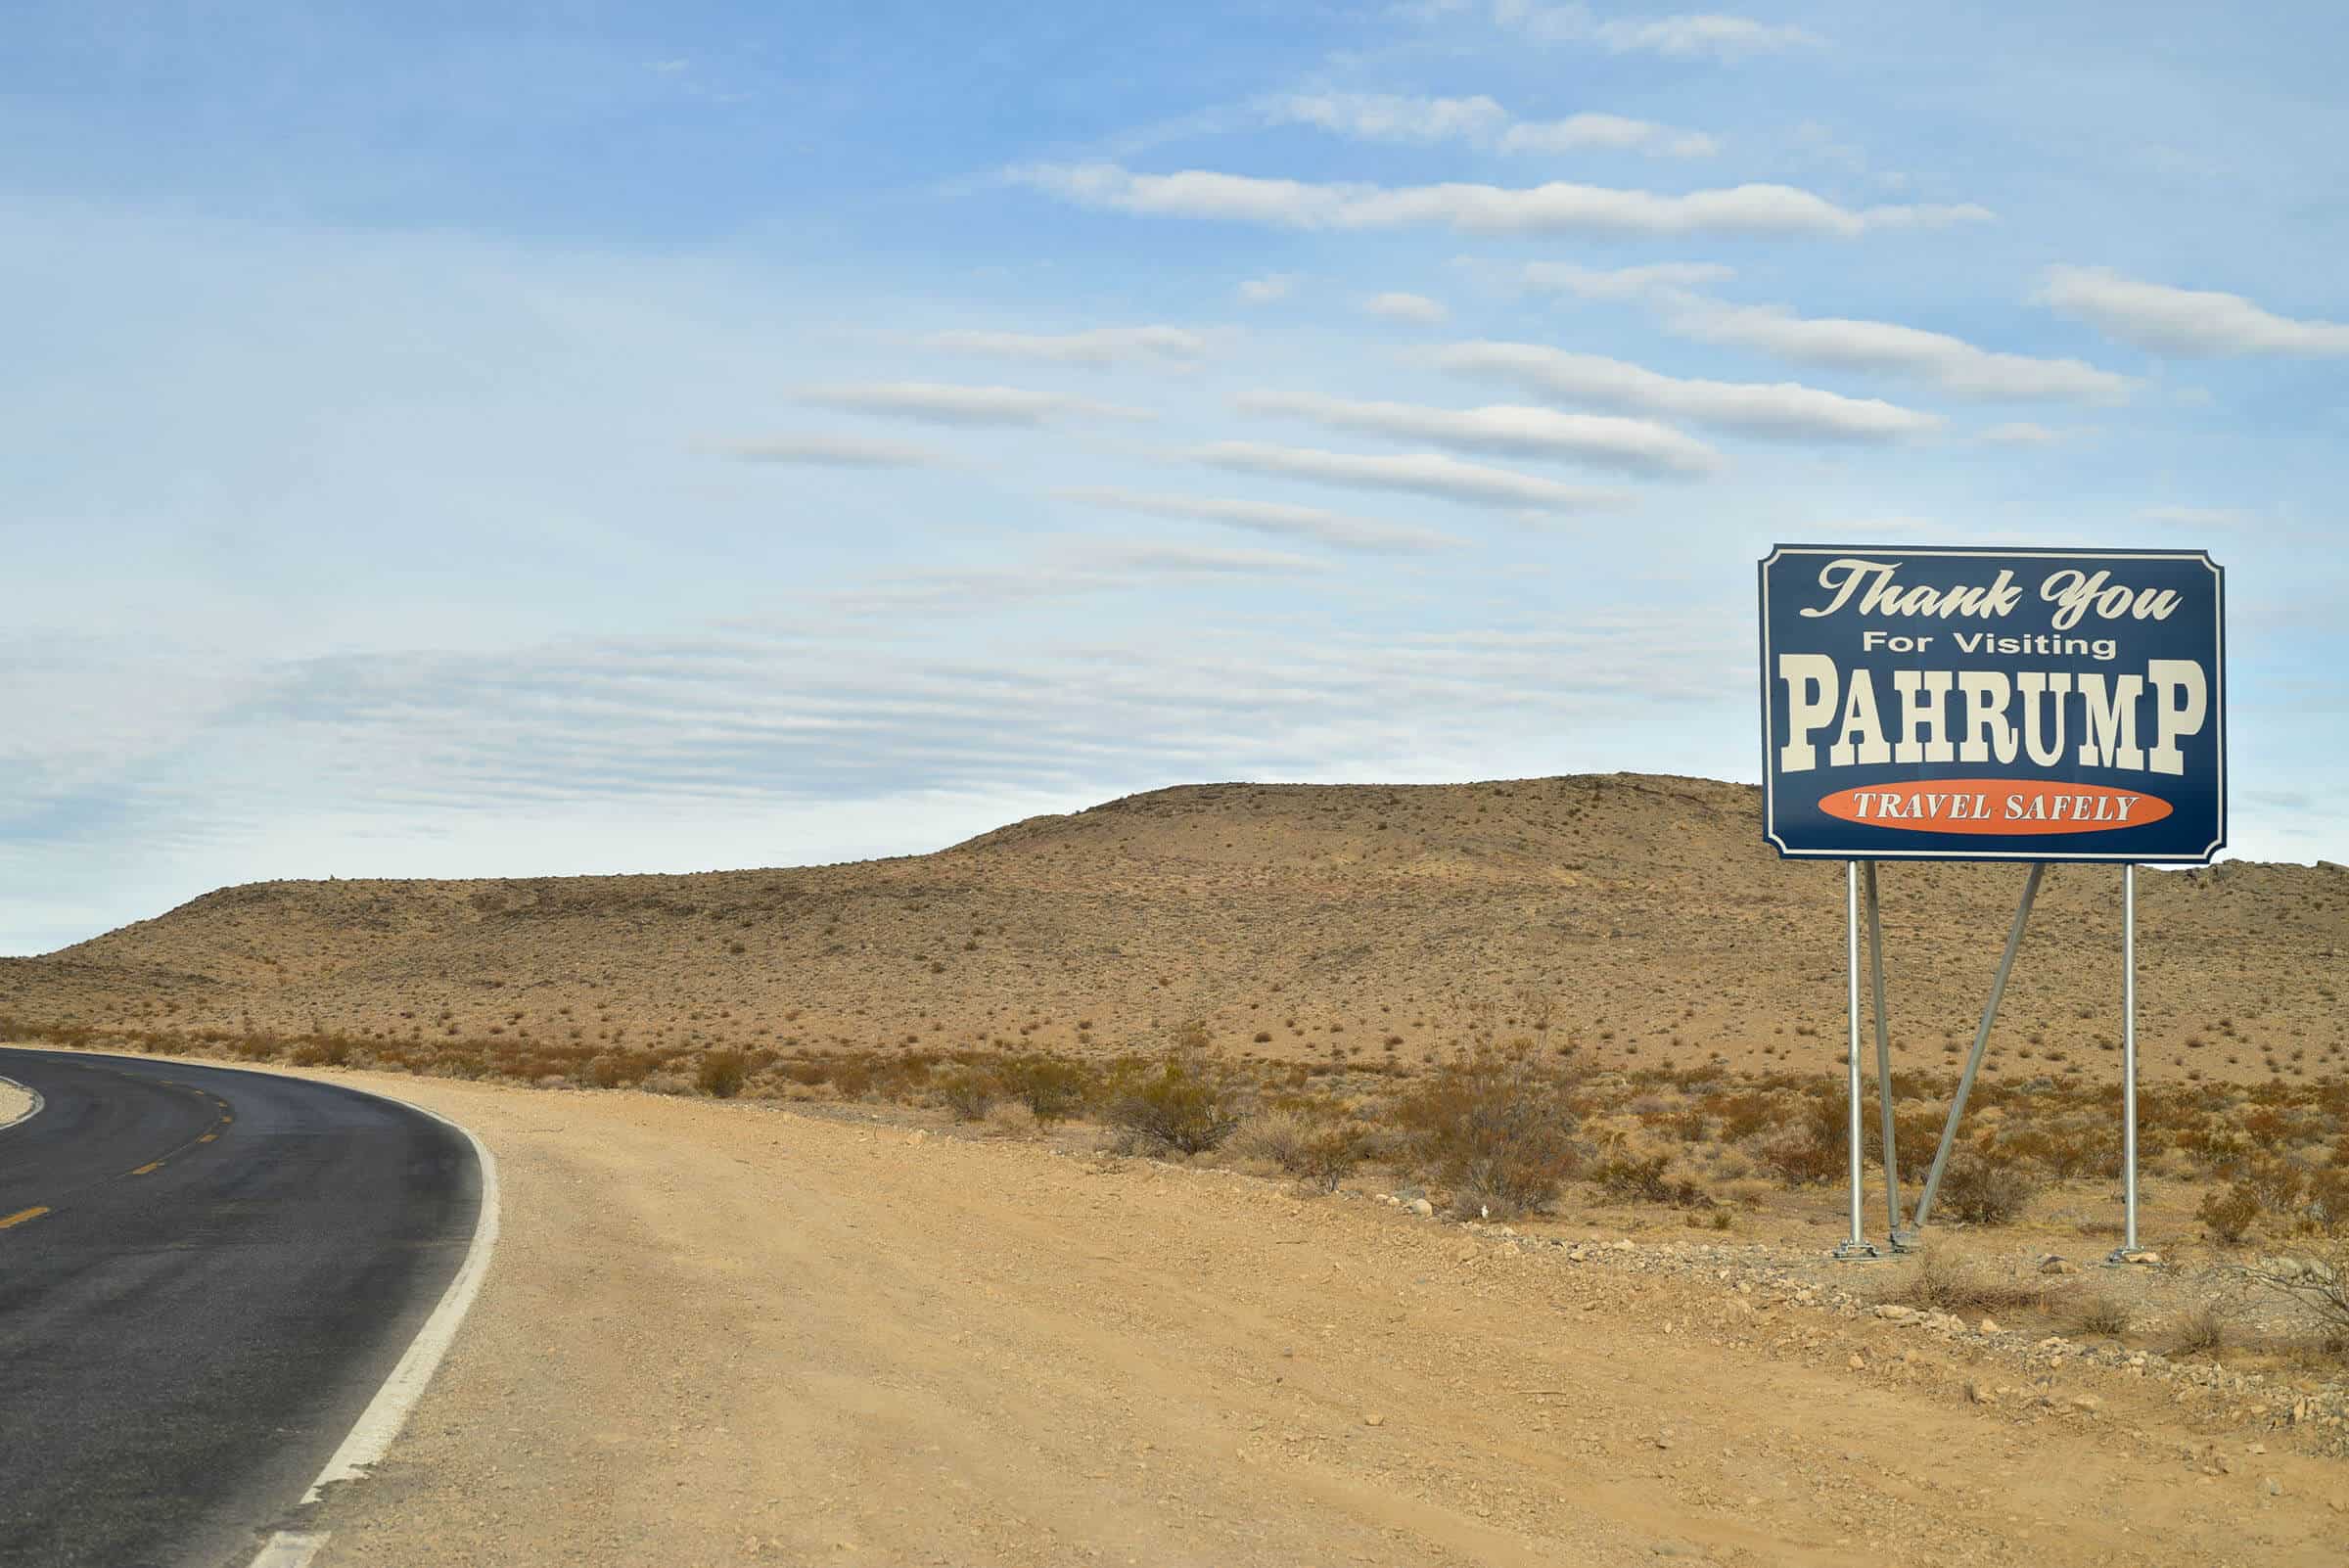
[0,1048,483,1568]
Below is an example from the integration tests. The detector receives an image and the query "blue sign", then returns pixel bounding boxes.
[1759,545,2225,863]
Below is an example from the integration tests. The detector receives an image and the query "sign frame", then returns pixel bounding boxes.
[1757,542,2226,865]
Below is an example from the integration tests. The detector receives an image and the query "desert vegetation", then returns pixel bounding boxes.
[12,1006,2344,1250]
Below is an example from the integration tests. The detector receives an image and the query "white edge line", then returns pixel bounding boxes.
[248,1084,501,1567]
[245,1531,332,1568]
[0,1074,44,1133]
[301,1093,501,1502]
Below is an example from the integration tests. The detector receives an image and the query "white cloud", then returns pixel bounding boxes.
[704,433,956,468]
[1236,389,1722,477]
[916,324,1214,367]
[1264,91,1509,143]
[1499,112,1719,158]
[1070,540,1329,576]
[1979,421,2068,445]
[1187,440,1635,512]
[2037,265,2349,356]
[1238,273,1299,304]
[1430,341,1942,441]
[1363,291,1451,324]
[1491,4,1819,59]
[1259,92,1714,158]
[795,382,1152,426]
[1512,259,1736,299]
[2141,504,2254,529]
[1054,485,1461,553]
[1662,297,2136,402]
[1592,13,1819,58]
[1009,162,1991,238]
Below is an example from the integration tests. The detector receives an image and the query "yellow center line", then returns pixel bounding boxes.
[129,1161,163,1176]
[198,1131,217,1142]
[0,1206,50,1229]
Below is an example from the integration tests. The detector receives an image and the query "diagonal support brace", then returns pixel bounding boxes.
[1909,862,2046,1234]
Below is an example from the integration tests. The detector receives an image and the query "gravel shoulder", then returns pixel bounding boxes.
[232,1069,2349,1567]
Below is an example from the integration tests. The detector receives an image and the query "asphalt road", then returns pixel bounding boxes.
[0,1048,482,1568]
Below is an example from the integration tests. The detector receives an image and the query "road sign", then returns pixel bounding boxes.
[1759,544,2225,863]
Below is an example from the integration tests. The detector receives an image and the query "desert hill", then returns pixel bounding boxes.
[3,773,2342,1084]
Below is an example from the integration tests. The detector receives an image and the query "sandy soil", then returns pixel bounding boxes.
[266,1070,2348,1568]
[0,1074,36,1130]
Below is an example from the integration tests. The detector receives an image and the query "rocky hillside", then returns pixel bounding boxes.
[3,774,2341,1083]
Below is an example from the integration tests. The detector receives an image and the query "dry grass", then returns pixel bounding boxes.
[1880,1249,2049,1318]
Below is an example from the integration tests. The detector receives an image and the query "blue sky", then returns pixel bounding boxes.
[4,1,2345,952]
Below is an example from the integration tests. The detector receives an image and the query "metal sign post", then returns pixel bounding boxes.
[1834,862,1881,1260]
[2109,865,2150,1264]
[1759,544,2225,1260]
[1864,861,1900,1237]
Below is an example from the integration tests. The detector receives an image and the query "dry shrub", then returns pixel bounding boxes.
[997,1055,1091,1125]
[1230,1110,1314,1170]
[1106,1049,1242,1155]
[982,1100,1038,1138]
[937,1067,999,1122]
[587,1052,649,1089]
[696,1048,748,1099]
[2198,1181,2261,1243]
[2240,1239,2349,1341]
[1760,1092,1845,1187]
[1398,1049,1582,1220]
[1233,1111,1365,1192]
[2171,1302,2229,1357]
[289,1035,353,1068]
[2070,1291,2133,1337]
[1882,1248,2045,1316]
[1935,1150,2036,1225]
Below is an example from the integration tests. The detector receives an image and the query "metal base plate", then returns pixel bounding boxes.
[1887,1227,1922,1254]
[1832,1239,1886,1262]
[2104,1246,2160,1268]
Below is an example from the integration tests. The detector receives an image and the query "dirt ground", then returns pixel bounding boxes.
[256,1068,2347,1568]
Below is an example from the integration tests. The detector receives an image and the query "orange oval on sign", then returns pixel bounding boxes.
[1816,780,2173,835]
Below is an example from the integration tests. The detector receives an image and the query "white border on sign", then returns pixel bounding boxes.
[1757,544,2226,863]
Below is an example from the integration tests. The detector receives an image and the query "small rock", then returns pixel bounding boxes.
[1873,1305,1920,1322]
[1409,1197,1435,1218]
[2072,1395,2101,1412]
[1363,1412,1384,1427]
[1848,1353,1866,1370]
[1978,1316,2002,1335]
[2126,1250,2162,1267]
[2039,1256,2082,1276]
[1965,1382,1996,1407]
[1614,1238,1635,1251]
[2261,1476,2282,1497]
